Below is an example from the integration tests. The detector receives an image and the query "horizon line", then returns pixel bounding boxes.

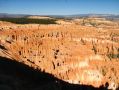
[0,12,119,16]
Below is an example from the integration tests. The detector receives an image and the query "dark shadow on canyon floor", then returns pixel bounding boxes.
[0,56,108,90]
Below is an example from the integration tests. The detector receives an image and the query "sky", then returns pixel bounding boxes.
[0,0,119,15]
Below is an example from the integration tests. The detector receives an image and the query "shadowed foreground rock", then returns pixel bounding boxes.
[0,56,111,90]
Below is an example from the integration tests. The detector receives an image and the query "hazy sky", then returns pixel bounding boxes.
[0,0,119,15]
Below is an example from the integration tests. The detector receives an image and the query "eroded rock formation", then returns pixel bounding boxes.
[0,22,119,89]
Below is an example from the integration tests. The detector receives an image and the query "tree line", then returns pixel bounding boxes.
[0,18,57,24]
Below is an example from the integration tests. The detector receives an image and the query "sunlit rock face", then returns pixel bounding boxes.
[0,19,119,89]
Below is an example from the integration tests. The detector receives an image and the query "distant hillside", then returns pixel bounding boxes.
[0,13,29,18]
[0,13,119,21]
[67,14,119,21]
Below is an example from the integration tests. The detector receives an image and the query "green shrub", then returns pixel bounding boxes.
[107,54,119,59]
